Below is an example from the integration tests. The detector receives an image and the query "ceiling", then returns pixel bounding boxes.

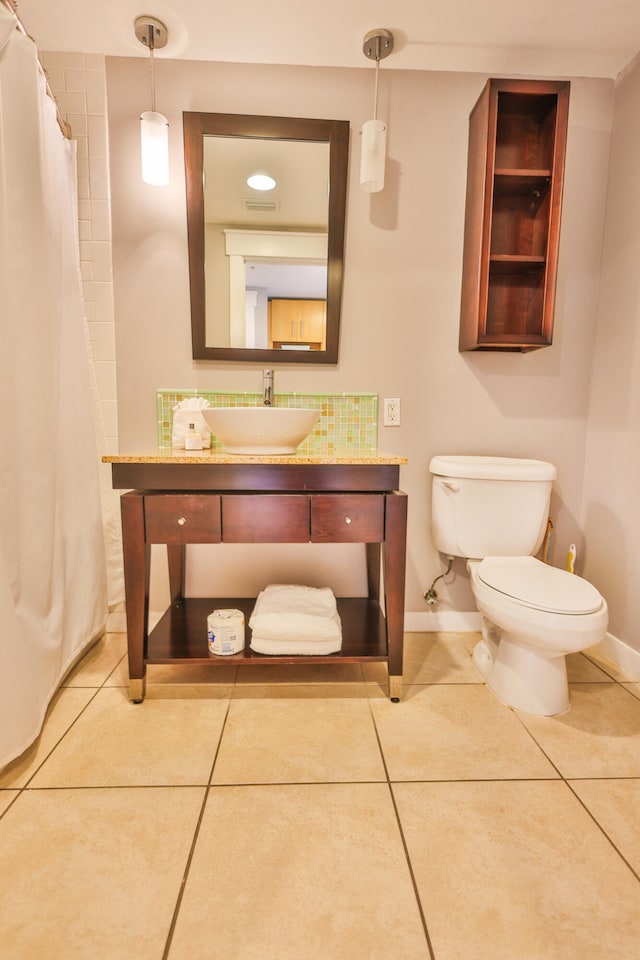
[16,0,640,80]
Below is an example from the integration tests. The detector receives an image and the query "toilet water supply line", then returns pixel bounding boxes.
[424,556,454,605]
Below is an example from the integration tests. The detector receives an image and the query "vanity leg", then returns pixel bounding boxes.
[129,677,146,703]
[120,492,150,703]
[388,675,403,702]
[383,492,408,702]
[167,544,186,603]
[366,542,381,605]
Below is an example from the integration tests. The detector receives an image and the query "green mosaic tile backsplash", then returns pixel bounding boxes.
[157,390,378,455]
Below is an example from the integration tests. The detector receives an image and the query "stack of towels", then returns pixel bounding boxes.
[249,584,342,655]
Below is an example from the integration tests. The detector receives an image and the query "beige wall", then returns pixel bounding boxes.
[106,57,615,621]
[582,53,640,649]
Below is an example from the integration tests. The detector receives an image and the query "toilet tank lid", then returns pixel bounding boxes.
[429,455,557,481]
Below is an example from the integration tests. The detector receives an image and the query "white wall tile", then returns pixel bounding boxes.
[91,242,113,282]
[76,155,89,180]
[85,72,107,115]
[44,66,65,90]
[44,51,117,445]
[94,361,118,401]
[66,113,88,136]
[76,177,90,200]
[91,322,116,362]
[64,69,87,93]
[82,54,105,72]
[100,400,119,438]
[80,259,93,282]
[42,51,85,70]
[87,116,108,158]
[87,160,110,200]
[78,219,92,241]
[58,90,87,115]
[89,200,111,241]
[90,282,115,324]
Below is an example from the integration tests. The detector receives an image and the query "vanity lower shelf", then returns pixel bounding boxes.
[147,597,388,664]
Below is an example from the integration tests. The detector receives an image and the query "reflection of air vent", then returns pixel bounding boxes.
[244,198,278,212]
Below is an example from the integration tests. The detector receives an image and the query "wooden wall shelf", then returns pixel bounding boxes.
[459,78,570,352]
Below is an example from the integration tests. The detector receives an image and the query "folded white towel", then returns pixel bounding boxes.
[249,584,342,654]
[250,636,342,656]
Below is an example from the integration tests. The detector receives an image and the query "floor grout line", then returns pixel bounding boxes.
[367,692,437,960]
[161,696,234,960]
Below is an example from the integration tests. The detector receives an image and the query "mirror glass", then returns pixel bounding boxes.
[184,113,349,363]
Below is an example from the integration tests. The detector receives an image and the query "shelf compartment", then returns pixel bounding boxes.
[494,92,559,170]
[483,268,548,345]
[490,188,551,258]
[146,596,389,664]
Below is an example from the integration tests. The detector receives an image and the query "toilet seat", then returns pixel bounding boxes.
[477,556,603,615]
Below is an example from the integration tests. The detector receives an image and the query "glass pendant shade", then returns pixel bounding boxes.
[140,110,169,186]
[360,118,387,194]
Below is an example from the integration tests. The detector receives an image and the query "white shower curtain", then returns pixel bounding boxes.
[0,8,108,767]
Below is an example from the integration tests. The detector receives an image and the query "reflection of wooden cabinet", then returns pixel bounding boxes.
[459,78,570,351]
[269,299,326,349]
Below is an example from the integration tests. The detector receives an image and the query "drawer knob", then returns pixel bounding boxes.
[344,516,352,524]
[177,517,187,526]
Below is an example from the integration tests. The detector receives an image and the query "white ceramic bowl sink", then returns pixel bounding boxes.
[202,407,320,455]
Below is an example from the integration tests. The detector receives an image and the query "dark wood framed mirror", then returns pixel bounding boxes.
[183,112,349,363]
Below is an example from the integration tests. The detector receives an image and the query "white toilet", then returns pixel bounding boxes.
[429,455,608,716]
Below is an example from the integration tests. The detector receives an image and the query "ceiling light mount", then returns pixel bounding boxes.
[134,16,168,51]
[362,28,394,63]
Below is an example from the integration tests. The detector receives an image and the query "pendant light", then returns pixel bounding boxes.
[134,16,169,186]
[360,28,394,194]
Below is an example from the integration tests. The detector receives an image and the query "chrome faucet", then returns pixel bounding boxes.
[262,368,274,406]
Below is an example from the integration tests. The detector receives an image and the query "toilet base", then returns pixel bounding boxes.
[473,629,570,717]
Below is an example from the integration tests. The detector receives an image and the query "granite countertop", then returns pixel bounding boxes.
[102,449,408,466]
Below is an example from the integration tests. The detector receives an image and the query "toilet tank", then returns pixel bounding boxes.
[429,456,556,559]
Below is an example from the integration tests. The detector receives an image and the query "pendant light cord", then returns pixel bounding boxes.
[147,24,156,113]
[373,54,380,121]
[372,35,382,121]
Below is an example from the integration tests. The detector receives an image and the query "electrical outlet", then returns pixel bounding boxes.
[383,397,401,426]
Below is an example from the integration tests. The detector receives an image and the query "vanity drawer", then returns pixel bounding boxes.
[311,494,384,542]
[222,494,310,542]
[144,494,221,543]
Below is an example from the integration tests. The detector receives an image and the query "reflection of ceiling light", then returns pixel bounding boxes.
[247,174,276,191]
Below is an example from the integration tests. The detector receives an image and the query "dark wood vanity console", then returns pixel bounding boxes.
[105,452,408,702]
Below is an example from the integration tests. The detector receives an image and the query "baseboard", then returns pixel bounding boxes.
[589,632,640,681]
[404,610,483,633]
[106,606,163,633]
[106,604,127,632]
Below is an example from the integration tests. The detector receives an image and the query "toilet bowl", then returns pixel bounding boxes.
[429,455,609,717]
[468,557,608,716]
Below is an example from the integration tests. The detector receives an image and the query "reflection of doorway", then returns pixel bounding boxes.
[225,229,328,350]
[245,260,327,351]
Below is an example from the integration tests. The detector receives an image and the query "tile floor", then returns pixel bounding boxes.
[1,632,640,959]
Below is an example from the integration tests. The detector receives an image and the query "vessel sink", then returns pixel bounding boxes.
[202,407,320,455]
